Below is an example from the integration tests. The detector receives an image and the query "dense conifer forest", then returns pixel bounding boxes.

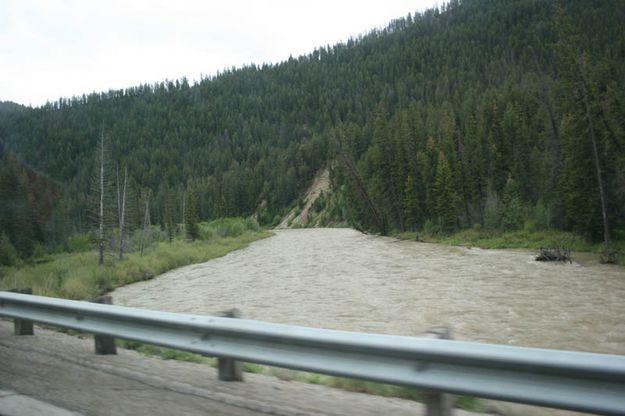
[0,0,624,262]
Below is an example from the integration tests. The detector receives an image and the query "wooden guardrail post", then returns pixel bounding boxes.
[424,327,455,416]
[8,288,34,335]
[90,295,117,355]
[218,308,243,381]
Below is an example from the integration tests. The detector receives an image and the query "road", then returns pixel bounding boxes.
[0,320,480,416]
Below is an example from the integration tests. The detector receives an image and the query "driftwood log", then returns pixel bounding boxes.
[600,250,620,264]
[536,246,572,263]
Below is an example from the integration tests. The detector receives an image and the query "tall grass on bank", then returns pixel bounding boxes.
[0,218,270,299]
[395,227,625,266]
[397,227,613,251]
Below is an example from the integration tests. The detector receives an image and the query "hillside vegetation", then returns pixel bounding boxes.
[0,218,269,298]
[0,0,623,262]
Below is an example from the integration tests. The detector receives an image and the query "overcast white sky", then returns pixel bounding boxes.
[1,1,440,107]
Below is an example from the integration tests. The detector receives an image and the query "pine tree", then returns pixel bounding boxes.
[402,174,419,231]
[139,191,151,256]
[185,186,200,240]
[434,151,459,233]
[501,175,524,231]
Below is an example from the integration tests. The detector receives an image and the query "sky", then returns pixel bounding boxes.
[0,1,440,107]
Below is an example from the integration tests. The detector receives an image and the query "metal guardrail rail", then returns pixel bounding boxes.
[1,291,625,415]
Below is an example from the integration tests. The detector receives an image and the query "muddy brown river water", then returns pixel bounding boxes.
[112,228,625,355]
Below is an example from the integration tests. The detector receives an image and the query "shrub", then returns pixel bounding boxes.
[0,233,18,266]
[66,233,92,253]
[524,199,552,232]
[205,217,257,238]
[60,276,92,299]
[423,219,439,235]
[31,243,48,260]
[483,191,501,230]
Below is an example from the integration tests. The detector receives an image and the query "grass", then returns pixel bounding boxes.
[396,227,625,267]
[394,227,624,253]
[0,224,271,299]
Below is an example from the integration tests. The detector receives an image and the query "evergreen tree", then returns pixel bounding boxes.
[163,186,176,243]
[434,151,459,233]
[185,187,200,240]
[402,174,419,231]
[501,175,524,231]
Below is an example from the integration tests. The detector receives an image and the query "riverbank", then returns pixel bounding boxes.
[0,221,271,299]
[393,228,624,264]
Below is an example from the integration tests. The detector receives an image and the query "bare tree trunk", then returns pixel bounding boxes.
[556,4,611,248]
[576,53,610,247]
[332,135,387,234]
[116,164,121,232]
[540,73,561,182]
[140,197,150,257]
[581,82,610,247]
[98,132,105,266]
[181,191,186,236]
[118,167,127,260]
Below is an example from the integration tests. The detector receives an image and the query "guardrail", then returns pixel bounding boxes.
[1,291,625,415]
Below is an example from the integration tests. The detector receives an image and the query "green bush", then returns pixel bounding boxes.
[483,191,501,230]
[66,233,92,253]
[271,215,282,227]
[422,219,439,235]
[244,217,260,232]
[31,243,49,260]
[204,217,259,239]
[0,233,18,266]
[524,199,552,232]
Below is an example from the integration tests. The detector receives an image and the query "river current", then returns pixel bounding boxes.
[112,228,625,354]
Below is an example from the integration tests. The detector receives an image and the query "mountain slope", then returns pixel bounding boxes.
[0,0,623,245]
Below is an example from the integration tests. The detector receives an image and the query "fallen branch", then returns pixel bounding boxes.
[599,250,621,265]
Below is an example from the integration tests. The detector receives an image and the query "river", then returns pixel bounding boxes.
[112,228,625,355]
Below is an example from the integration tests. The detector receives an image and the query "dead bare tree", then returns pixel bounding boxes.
[140,194,150,257]
[578,63,610,247]
[97,131,106,266]
[555,4,611,247]
[331,134,387,235]
[116,165,128,260]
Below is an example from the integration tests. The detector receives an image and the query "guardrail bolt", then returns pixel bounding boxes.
[218,308,243,382]
[424,326,454,416]
[90,295,117,355]
[9,288,34,335]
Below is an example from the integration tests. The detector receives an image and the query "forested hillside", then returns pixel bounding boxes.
[0,0,623,258]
